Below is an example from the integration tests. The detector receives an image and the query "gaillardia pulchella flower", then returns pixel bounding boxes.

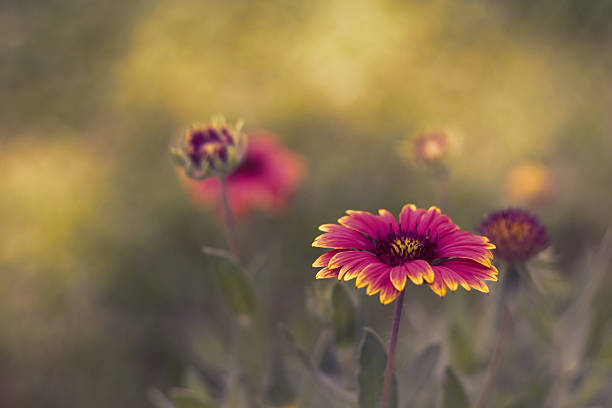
[172,117,247,180]
[313,205,498,303]
[478,208,548,263]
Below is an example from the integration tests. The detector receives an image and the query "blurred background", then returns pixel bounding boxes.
[1,0,612,407]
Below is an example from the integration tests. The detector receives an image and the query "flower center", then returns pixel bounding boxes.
[376,228,437,266]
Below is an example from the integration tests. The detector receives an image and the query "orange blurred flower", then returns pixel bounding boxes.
[505,162,553,204]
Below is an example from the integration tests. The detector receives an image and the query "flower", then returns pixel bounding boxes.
[414,131,448,162]
[172,117,247,180]
[183,131,305,218]
[505,162,553,204]
[312,205,498,303]
[478,209,548,263]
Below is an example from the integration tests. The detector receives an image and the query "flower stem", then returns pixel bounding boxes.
[475,265,519,408]
[474,305,513,408]
[219,176,239,258]
[381,289,405,408]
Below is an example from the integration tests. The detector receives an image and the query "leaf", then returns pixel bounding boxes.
[403,343,441,401]
[184,368,213,399]
[278,323,357,404]
[443,367,469,408]
[358,328,397,408]
[170,388,215,408]
[331,283,359,346]
[318,339,341,378]
[449,323,479,372]
[208,255,255,316]
[148,388,176,408]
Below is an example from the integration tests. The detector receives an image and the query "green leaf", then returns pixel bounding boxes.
[331,283,359,346]
[358,328,397,408]
[209,256,255,316]
[443,367,469,408]
[404,343,441,401]
[449,323,479,372]
[170,388,215,408]
[148,388,176,408]
[184,368,212,399]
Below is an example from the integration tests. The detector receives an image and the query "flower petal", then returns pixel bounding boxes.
[356,262,389,289]
[315,267,339,279]
[312,224,374,250]
[389,266,408,291]
[429,272,447,297]
[378,209,399,234]
[312,250,343,267]
[329,250,378,281]
[338,210,386,239]
[404,259,435,284]
[434,258,498,292]
[399,204,427,232]
[379,283,401,304]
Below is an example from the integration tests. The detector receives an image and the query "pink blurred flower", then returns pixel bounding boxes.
[183,131,305,218]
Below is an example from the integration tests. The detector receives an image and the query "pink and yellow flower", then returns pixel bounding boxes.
[184,131,305,218]
[313,205,498,303]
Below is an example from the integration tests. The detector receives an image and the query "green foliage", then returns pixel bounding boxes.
[403,343,441,403]
[170,388,215,408]
[209,255,255,317]
[442,367,469,408]
[331,283,360,347]
[265,354,297,407]
[358,328,397,408]
[449,323,480,373]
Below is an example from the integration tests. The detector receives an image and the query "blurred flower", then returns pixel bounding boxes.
[413,131,448,162]
[505,162,553,204]
[183,131,305,218]
[478,209,548,263]
[172,117,247,180]
[312,205,498,303]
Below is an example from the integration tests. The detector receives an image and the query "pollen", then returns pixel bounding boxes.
[376,229,437,266]
[390,237,425,258]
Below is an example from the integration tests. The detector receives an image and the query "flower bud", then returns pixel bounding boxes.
[172,117,247,180]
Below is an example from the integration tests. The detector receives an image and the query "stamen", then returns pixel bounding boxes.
[375,226,437,266]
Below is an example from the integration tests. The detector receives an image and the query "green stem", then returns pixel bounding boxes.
[381,290,405,408]
[474,304,513,408]
[219,176,239,258]
[475,264,519,408]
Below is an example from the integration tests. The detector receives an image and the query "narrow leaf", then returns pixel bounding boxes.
[403,343,441,401]
[209,256,255,316]
[443,367,469,408]
[170,388,215,408]
[358,328,397,408]
[331,283,359,346]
